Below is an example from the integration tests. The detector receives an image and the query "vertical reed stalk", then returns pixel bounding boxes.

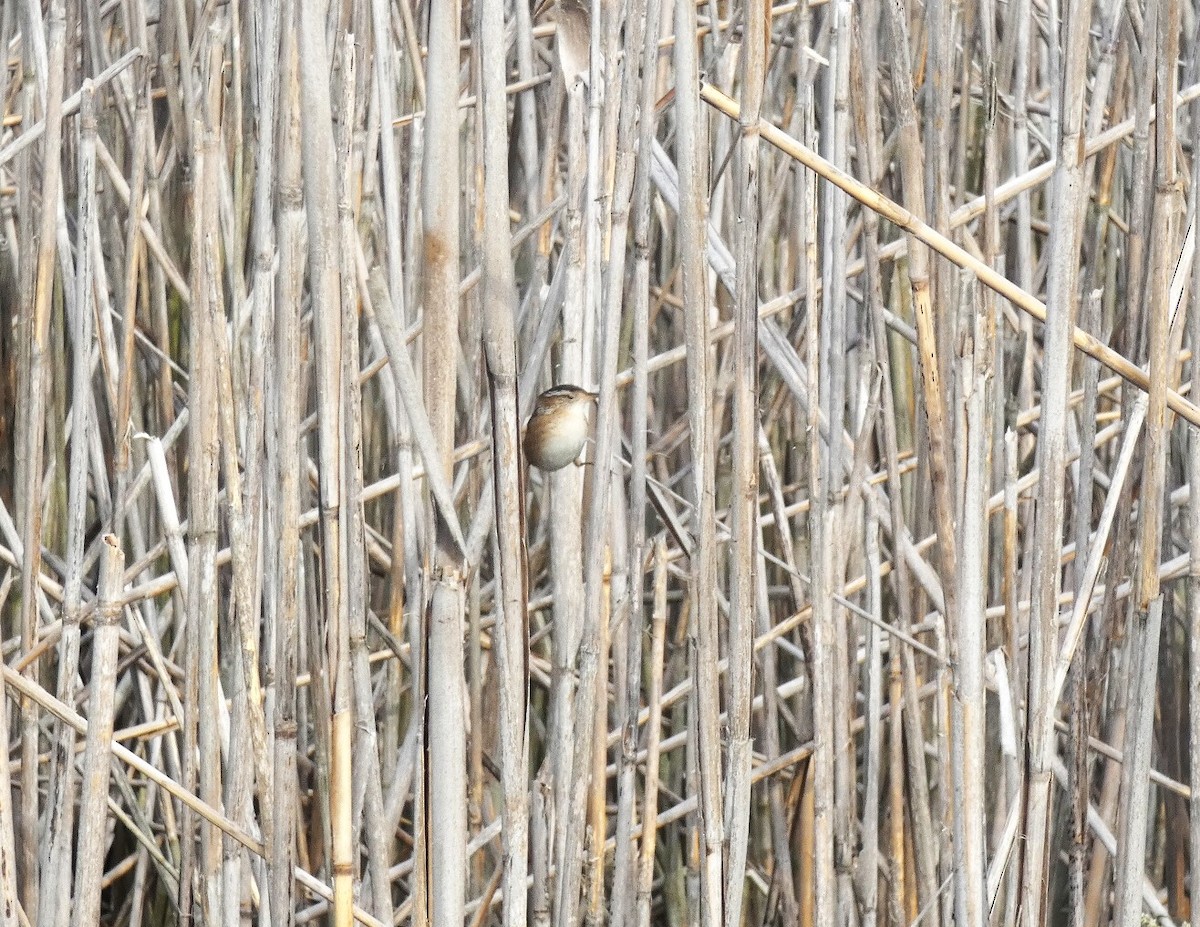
[723,0,765,915]
[1018,0,1092,918]
[673,0,722,920]
[267,5,302,922]
[69,538,124,927]
[38,77,94,927]
[478,0,530,916]
[295,3,353,922]
[421,0,467,916]
[17,7,66,919]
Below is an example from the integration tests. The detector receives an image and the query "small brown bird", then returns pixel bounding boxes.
[533,0,591,87]
[523,384,599,471]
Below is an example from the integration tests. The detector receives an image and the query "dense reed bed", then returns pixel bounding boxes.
[2,0,1200,925]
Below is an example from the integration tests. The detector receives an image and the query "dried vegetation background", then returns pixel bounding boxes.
[1,0,1200,925]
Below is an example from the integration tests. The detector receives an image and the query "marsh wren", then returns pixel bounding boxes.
[523,384,599,471]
